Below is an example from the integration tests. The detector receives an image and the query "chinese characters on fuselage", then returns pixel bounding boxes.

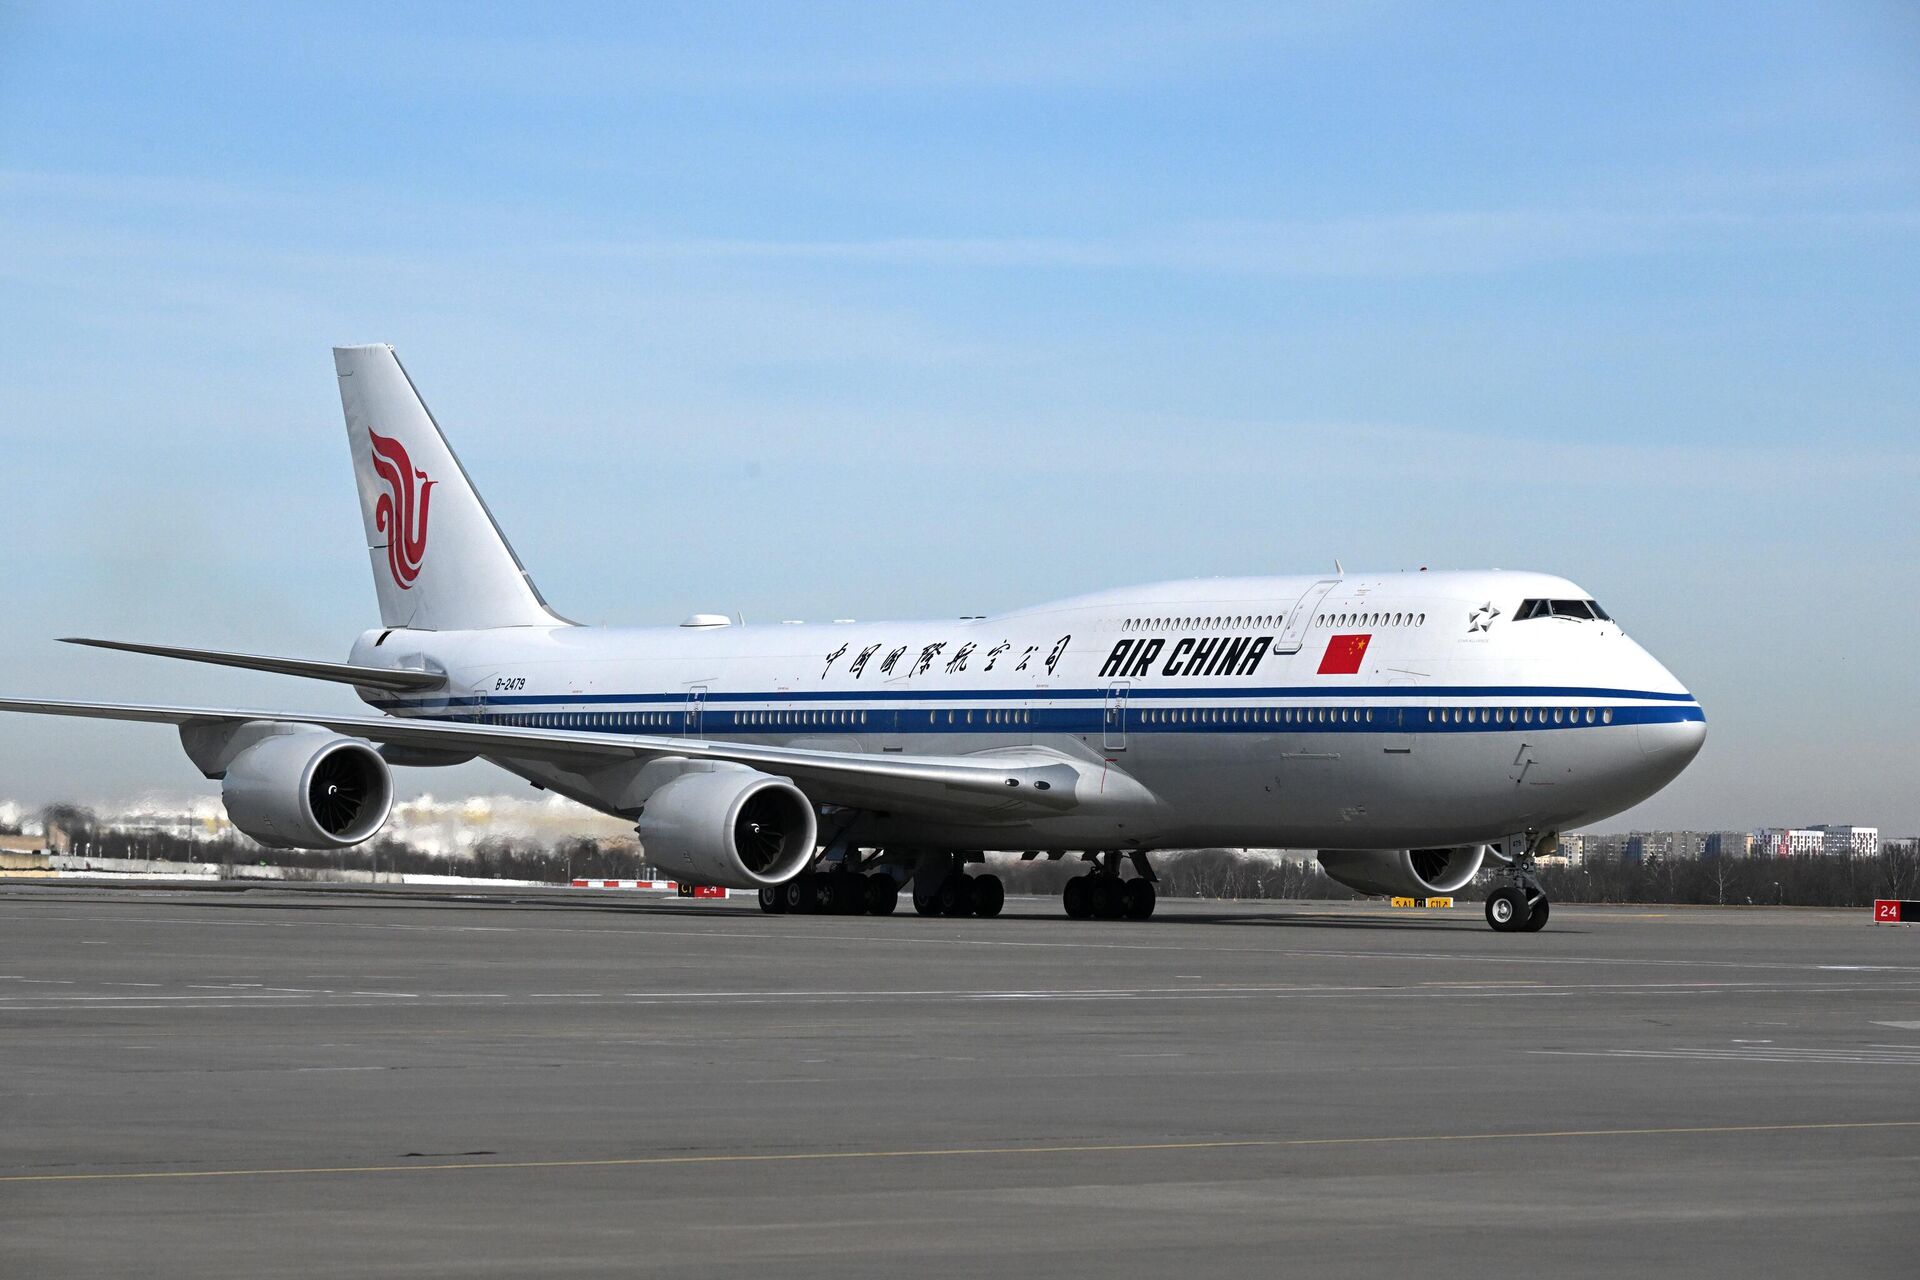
[821,635,1072,680]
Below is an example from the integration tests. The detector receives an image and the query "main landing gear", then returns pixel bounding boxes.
[911,871,1005,919]
[758,869,901,916]
[1062,850,1157,921]
[757,863,1005,918]
[1485,835,1552,933]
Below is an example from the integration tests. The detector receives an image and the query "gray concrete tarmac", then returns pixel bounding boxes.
[4,882,1919,1278]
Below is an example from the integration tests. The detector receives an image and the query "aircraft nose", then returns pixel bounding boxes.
[1636,714,1706,785]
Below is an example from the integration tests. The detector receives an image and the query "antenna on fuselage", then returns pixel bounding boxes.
[1334,558,1345,575]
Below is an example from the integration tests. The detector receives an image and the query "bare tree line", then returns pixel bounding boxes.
[26,804,1920,907]
[1532,843,1920,908]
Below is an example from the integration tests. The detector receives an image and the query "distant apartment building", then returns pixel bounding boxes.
[1548,833,1587,866]
[1567,829,1778,861]
[1751,828,1824,858]
[1750,826,1878,858]
[1811,825,1880,858]
[1702,831,1753,859]
[1576,831,1640,862]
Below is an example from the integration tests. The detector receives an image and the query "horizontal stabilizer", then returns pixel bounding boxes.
[59,638,445,693]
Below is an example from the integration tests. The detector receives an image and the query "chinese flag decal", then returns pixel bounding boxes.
[1317,633,1371,675]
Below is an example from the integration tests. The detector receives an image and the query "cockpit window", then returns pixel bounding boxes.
[1516,598,1611,622]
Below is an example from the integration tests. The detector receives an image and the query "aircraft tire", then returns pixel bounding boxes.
[970,873,1004,918]
[758,885,786,914]
[1089,876,1123,920]
[866,874,899,915]
[1521,896,1550,932]
[1122,879,1156,920]
[1485,886,1529,932]
[936,875,973,917]
[832,872,867,914]
[1063,875,1092,919]
[783,873,816,914]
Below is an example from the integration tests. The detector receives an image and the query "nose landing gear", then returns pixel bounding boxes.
[1486,834,1552,933]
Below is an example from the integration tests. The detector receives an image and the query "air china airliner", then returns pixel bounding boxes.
[1,346,1706,931]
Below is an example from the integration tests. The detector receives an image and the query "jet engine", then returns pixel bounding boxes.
[1317,846,1487,898]
[635,767,818,889]
[221,732,394,849]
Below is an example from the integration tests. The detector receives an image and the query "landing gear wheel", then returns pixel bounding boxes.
[1520,895,1550,932]
[758,885,786,914]
[936,875,973,917]
[1485,886,1530,932]
[1122,879,1156,920]
[1089,876,1123,920]
[912,884,940,916]
[833,872,868,915]
[865,874,899,916]
[783,873,816,914]
[970,874,1004,918]
[1063,875,1093,920]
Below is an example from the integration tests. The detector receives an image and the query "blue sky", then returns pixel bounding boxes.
[1,2,1916,832]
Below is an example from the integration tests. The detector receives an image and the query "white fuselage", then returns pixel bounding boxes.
[351,569,1705,854]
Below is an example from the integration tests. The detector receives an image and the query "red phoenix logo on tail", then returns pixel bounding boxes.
[368,430,434,589]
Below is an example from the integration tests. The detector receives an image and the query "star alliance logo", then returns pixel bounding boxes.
[1468,602,1500,633]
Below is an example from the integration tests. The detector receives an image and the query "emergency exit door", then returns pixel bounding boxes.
[1274,579,1341,654]
[1103,682,1130,750]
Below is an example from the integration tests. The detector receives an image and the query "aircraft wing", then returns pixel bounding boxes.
[0,698,1136,818]
[57,638,446,693]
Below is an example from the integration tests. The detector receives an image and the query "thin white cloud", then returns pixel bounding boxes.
[570,205,1920,277]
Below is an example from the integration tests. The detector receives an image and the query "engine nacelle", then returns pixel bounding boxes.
[635,767,817,889]
[221,733,394,850]
[1317,846,1487,898]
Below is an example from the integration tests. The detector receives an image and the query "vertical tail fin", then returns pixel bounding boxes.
[333,344,565,631]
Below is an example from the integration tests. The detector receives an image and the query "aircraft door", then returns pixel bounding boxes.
[1103,682,1130,751]
[1384,678,1414,754]
[1274,579,1341,654]
[686,685,707,739]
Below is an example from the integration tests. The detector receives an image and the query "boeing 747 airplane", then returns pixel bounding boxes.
[0,346,1706,930]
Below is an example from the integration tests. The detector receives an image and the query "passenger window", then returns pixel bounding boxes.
[1602,709,1613,724]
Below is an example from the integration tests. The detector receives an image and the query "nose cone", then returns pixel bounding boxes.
[1637,715,1706,789]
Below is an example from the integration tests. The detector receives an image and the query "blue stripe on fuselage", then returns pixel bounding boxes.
[393,702,1703,736]
[372,683,1698,711]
